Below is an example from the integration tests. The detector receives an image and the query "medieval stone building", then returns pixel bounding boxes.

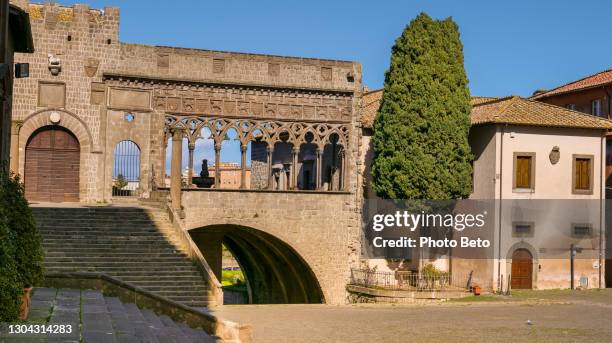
[10,1,363,305]
[10,1,360,203]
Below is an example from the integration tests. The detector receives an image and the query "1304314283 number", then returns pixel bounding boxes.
[7,324,72,335]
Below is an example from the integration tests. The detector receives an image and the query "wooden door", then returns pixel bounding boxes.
[25,126,80,202]
[511,249,533,289]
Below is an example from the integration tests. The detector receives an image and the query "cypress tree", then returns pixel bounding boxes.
[371,13,473,200]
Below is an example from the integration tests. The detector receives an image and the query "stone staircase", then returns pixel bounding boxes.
[32,205,213,307]
[29,287,218,343]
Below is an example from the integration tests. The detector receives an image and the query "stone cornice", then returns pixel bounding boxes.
[102,72,356,96]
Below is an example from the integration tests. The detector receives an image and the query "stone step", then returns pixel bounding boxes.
[137,285,209,293]
[128,278,210,290]
[42,237,177,243]
[106,270,206,277]
[45,251,186,257]
[44,271,203,279]
[45,256,191,263]
[44,249,187,257]
[30,288,216,342]
[34,205,213,308]
[47,238,184,245]
[45,265,201,274]
[148,290,210,297]
[113,273,202,284]
[45,260,197,266]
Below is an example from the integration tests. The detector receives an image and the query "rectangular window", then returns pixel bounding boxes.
[513,222,534,237]
[514,153,535,190]
[572,224,592,238]
[573,155,593,194]
[592,99,602,116]
[566,103,576,110]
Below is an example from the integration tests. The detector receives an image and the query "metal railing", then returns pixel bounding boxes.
[350,269,472,292]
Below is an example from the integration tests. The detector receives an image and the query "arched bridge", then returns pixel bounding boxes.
[180,189,361,305]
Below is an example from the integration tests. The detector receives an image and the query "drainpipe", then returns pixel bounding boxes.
[497,125,505,292]
[600,132,605,288]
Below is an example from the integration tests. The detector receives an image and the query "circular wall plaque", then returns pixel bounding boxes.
[49,111,61,124]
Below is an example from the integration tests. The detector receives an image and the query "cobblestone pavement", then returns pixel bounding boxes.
[213,289,612,343]
[8,288,216,343]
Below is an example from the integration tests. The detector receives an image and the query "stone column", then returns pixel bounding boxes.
[340,149,347,191]
[187,142,195,186]
[214,142,221,188]
[161,133,168,186]
[240,143,248,189]
[267,145,274,190]
[315,147,322,190]
[9,121,22,175]
[330,143,338,191]
[170,128,184,210]
[291,146,299,190]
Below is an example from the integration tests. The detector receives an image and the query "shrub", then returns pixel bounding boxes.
[0,198,22,321]
[0,173,45,288]
[421,263,448,278]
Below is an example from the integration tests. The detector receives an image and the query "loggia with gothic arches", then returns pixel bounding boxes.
[10,1,363,304]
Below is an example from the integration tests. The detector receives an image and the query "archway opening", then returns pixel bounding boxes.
[112,140,141,197]
[25,125,80,202]
[190,224,324,304]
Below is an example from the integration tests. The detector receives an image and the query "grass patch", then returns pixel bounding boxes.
[221,270,245,287]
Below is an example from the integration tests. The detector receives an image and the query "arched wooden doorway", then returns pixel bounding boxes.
[25,126,80,202]
[511,249,533,289]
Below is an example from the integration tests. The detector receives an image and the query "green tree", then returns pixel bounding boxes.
[114,174,128,190]
[371,13,473,200]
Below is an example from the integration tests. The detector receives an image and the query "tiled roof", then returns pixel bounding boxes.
[360,91,612,130]
[470,96,499,106]
[361,89,383,129]
[471,96,612,129]
[530,69,612,100]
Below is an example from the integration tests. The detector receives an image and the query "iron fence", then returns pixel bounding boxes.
[112,140,141,197]
[349,268,472,291]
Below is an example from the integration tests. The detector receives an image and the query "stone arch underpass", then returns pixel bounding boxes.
[190,224,325,304]
[180,190,361,305]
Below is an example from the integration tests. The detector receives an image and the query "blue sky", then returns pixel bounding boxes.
[64,0,611,170]
[62,0,612,96]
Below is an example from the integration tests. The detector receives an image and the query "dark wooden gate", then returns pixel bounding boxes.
[511,249,533,289]
[25,126,80,202]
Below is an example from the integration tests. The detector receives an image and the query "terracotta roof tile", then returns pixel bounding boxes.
[471,96,612,129]
[360,91,612,130]
[470,96,499,106]
[361,89,383,129]
[530,69,612,100]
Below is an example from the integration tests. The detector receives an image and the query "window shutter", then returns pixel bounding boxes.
[575,158,590,190]
[516,156,531,188]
